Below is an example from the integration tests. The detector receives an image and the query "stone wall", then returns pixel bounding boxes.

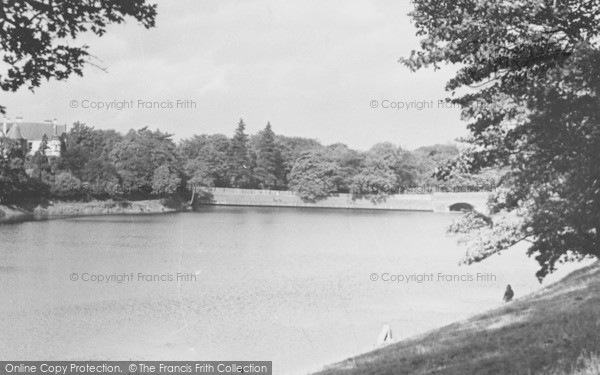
[199,188,489,212]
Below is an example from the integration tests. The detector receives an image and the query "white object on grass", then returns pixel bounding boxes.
[377,324,394,346]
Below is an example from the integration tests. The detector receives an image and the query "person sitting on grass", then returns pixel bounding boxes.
[503,284,514,303]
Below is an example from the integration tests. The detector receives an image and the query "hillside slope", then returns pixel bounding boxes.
[315,262,600,375]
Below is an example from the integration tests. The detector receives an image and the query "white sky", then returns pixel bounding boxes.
[1,0,467,150]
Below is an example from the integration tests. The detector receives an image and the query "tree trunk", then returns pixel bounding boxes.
[188,187,196,206]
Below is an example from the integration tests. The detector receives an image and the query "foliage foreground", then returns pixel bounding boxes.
[403,0,600,282]
[314,262,600,375]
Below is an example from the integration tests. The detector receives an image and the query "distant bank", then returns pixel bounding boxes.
[0,199,187,224]
[0,188,489,224]
[198,187,490,213]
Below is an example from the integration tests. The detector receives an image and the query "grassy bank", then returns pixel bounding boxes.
[0,197,188,224]
[315,262,600,375]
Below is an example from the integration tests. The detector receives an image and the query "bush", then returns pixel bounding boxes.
[50,172,82,199]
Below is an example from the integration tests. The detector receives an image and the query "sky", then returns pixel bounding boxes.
[1,0,467,151]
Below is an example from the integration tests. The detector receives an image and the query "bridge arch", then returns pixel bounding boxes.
[431,192,490,213]
[448,202,475,212]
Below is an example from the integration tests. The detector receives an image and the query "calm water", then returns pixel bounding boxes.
[0,207,583,374]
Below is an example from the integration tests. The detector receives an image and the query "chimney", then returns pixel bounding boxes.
[53,118,58,136]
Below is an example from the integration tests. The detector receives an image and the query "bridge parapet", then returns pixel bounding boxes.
[202,187,490,212]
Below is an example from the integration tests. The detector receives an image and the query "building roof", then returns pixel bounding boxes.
[6,124,24,139]
[5,122,67,141]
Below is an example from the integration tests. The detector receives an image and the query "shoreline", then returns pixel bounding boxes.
[0,187,491,225]
[1,199,437,225]
[0,187,490,225]
[0,199,188,224]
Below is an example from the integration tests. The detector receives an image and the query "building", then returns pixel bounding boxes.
[1,116,67,157]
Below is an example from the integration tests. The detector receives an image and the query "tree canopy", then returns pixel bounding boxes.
[288,150,341,202]
[110,127,180,195]
[0,0,157,113]
[404,0,600,279]
[1,118,495,208]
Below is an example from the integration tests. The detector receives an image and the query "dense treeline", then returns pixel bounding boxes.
[0,119,497,205]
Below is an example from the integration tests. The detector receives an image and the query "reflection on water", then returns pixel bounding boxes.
[0,207,584,374]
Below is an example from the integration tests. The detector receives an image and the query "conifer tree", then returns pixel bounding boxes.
[255,122,283,189]
[227,119,253,188]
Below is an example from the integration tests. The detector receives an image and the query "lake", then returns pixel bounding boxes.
[0,207,583,374]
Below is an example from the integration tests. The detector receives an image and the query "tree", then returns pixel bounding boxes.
[350,144,399,197]
[29,134,51,181]
[178,134,229,187]
[57,122,95,177]
[276,135,323,183]
[0,0,157,113]
[79,157,121,197]
[183,158,214,204]
[184,159,214,188]
[58,123,122,196]
[0,138,29,203]
[37,134,49,155]
[350,143,420,197]
[254,122,284,189]
[110,127,181,196]
[288,150,340,201]
[0,137,48,203]
[226,119,253,188]
[351,167,397,200]
[151,164,180,196]
[393,148,421,189]
[404,0,600,280]
[412,144,460,187]
[325,143,364,193]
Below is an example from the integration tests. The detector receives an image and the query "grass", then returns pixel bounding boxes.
[314,262,600,375]
[544,353,600,375]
